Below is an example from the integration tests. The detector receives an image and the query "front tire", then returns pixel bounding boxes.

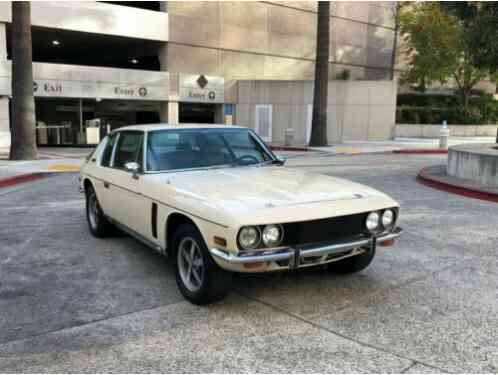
[173,224,232,305]
[328,245,376,274]
[85,185,115,238]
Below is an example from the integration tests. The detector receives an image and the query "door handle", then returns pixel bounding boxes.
[103,181,110,189]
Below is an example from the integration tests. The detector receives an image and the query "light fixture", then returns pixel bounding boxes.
[52,40,60,46]
[130,58,139,64]
[366,212,380,233]
[238,226,261,250]
[262,224,283,248]
[381,209,395,229]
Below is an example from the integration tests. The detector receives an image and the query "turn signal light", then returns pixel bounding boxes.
[379,239,395,247]
[214,236,227,247]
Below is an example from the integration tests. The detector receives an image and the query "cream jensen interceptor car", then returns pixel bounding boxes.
[80,124,402,304]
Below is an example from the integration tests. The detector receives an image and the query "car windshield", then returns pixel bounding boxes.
[146,128,275,172]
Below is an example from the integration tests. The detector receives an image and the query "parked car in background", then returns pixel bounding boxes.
[80,124,403,304]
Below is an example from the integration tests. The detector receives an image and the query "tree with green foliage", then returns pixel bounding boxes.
[441,2,498,73]
[399,3,487,112]
[399,3,458,92]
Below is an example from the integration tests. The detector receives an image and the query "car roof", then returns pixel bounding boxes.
[113,124,247,132]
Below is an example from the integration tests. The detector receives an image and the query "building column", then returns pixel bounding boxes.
[0,24,10,153]
[158,44,167,72]
[159,101,168,123]
[168,102,179,125]
[0,23,7,60]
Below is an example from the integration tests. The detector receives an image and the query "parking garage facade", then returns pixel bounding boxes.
[0,1,396,148]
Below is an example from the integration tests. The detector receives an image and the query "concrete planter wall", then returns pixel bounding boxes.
[447,144,498,188]
[395,124,498,138]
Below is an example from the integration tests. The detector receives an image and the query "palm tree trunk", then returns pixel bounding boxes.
[309,1,330,147]
[10,2,37,160]
[389,3,400,81]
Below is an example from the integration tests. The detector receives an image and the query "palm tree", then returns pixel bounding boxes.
[309,1,330,147]
[10,1,37,160]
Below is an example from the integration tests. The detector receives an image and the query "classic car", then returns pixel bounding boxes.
[80,124,402,304]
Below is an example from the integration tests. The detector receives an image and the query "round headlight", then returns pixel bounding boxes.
[382,209,395,229]
[366,212,380,232]
[238,226,261,250]
[262,224,283,247]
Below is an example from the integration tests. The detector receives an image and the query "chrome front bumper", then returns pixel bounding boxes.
[210,227,403,270]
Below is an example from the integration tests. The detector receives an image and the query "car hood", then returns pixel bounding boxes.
[147,166,398,225]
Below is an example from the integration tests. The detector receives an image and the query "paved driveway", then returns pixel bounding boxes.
[0,153,497,373]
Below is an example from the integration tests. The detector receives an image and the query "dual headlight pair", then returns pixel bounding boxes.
[366,209,396,233]
[238,224,283,250]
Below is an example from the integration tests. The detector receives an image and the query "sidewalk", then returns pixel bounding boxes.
[308,136,496,154]
[0,147,85,184]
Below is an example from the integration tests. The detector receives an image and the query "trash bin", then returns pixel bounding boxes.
[284,128,294,146]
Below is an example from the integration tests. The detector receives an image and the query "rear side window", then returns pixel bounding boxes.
[113,132,144,169]
[101,133,117,167]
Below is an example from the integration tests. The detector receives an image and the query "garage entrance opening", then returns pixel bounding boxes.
[179,103,218,124]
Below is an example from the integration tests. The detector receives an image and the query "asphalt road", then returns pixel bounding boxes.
[1,153,497,373]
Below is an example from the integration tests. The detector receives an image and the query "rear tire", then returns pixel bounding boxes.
[85,185,115,238]
[173,224,232,305]
[328,246,375,274]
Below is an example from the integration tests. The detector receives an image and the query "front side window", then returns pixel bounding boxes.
[113,132,144,170]
[101,133,117,167]
[146,129,273,172]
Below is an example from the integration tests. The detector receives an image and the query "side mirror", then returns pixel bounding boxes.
[275,156,286,165]
[125,161,141,179]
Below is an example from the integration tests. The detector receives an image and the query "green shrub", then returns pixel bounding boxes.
[396,92,498,124]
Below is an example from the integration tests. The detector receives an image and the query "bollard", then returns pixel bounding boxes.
[439,120,450,149]
[284,128,294,146]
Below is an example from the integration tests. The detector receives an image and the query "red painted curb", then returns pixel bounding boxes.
[0,173,49,189]
[270,146,309,152]
[417,167,498,203]
[394,149,448,154]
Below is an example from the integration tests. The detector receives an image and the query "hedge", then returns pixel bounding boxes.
[396,93,498,125]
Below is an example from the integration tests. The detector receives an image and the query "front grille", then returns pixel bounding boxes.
[282,212,369,246]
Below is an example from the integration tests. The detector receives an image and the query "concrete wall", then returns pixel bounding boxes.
[395,124,498,138]
[237,80,397,144]
[166,1,395,84]
[0,2,168,42]
[0,97,9,150]
[447,145,498,188]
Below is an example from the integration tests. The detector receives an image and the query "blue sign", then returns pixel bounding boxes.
[224,104,234,116]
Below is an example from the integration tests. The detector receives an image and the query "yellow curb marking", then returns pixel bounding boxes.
[335,147,361,155]
[46,164,81,172]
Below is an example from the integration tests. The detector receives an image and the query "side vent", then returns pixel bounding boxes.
[151,202,158,239]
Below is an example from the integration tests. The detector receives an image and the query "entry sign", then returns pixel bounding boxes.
[179,74,224,104]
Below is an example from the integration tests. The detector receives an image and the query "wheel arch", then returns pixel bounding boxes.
[83,177,94,194]
[165,212,201,256]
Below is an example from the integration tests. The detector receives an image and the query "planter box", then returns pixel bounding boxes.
[395,124,498,138]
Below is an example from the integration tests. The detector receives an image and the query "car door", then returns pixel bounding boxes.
[91,132,118,216]
[105,131,149,236]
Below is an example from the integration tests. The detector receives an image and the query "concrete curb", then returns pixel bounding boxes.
[417,166,498,203]
[270,146,309,152]
[0,172,51,189]
[395,149,448,155]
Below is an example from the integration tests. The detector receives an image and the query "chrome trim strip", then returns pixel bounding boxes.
[210,227,403,266]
